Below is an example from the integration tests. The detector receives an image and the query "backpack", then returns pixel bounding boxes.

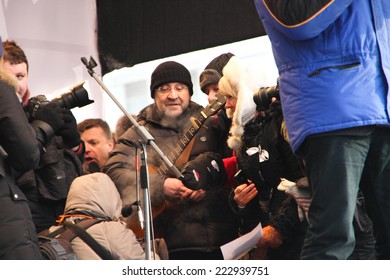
[35,140,83,201]
[16,138,83,202]
[38,218,113,260]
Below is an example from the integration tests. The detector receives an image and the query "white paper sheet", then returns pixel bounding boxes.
[220,223,263,260]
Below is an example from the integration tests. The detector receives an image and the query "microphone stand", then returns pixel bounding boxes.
[81,56,183,260]
[139,141,156,260]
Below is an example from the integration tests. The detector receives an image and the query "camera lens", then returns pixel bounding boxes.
[51,82,94,109]
[253,85,279,110]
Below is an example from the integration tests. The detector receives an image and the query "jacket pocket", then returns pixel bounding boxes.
[308,62,361,77]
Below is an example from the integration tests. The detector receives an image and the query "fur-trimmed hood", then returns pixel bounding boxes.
[219,56,272,151]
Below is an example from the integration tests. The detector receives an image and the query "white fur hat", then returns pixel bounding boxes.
[219,56,257,151]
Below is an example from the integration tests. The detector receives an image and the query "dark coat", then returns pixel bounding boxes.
[0,68,42,259]
[16,137,83,232]
[232,105,307,259]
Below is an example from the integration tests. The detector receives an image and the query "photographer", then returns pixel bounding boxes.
[218,56,375,259]
[218,57,306,259]
[0,38,75,259]
[2,40,83,233]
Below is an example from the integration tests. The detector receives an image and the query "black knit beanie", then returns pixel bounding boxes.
[199,52,235,93]
[150,61,193,98]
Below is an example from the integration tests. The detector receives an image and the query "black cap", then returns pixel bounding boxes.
[150,61,193,98]
[199,52,234,93]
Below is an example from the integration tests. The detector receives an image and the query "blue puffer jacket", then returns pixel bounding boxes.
[255,0,390,152]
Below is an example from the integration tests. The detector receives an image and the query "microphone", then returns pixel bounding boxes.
[121,204,134,218]
[81,57,88,66]
[80,56,98,71]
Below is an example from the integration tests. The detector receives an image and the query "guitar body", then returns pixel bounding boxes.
[126,200,179,238]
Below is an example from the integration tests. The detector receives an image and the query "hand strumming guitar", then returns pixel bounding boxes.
[163,178,206,202]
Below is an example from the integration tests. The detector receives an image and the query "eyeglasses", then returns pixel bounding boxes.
[155,83,188,94]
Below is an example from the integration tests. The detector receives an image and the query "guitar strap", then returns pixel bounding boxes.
[156,117,202,175]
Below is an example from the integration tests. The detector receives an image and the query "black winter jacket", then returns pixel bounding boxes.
[231,105,307,259]
[16,135,83,232]
[0,69,42,259]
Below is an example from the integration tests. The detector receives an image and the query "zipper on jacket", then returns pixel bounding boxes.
[308,62,360,77]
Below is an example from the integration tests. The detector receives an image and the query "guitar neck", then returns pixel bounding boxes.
[156,93,226,175]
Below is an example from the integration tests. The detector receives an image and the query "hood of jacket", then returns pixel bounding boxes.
[64,173,122,220]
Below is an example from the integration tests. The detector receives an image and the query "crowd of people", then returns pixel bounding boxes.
[1,1,390,260]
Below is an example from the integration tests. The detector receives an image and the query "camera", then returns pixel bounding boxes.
[27,81,94,112]
[50,81,94,109]
[253,85,279,110]
[253,78,280,110]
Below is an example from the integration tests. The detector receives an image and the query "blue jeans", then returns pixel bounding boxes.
[300,126,390,259]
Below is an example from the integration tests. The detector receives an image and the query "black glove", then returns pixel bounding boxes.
[33,102,65,133]
[180,152,226,190]
[56,108,81,148]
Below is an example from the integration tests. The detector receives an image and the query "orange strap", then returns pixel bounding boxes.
[56,213,94,224]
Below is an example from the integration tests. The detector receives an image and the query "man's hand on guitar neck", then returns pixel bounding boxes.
[163,178,206,202]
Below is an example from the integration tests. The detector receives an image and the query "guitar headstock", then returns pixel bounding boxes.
[202,93,226,118]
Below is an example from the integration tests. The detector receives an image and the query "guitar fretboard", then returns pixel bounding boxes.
[158,113,206,175]
[155,93,226,176]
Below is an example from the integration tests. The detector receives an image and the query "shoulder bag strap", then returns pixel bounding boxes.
[61,219,114,260]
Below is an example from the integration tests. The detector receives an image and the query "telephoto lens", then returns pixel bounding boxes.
[51,81,94,109]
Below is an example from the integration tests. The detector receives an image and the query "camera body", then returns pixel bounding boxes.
[253,77,280,111]
[253,84,279,111]
[26,81,94,118]
[234,169,248,185]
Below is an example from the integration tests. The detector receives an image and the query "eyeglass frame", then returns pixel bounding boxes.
[155,83,188,94]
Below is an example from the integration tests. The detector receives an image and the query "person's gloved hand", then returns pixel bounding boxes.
[56,108,81,148]
[252,225,283,259]
[277,177,311,221]
[33,102,65,133]
[180,152,226,190]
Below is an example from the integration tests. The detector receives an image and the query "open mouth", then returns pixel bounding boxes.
[85,157,97,164]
